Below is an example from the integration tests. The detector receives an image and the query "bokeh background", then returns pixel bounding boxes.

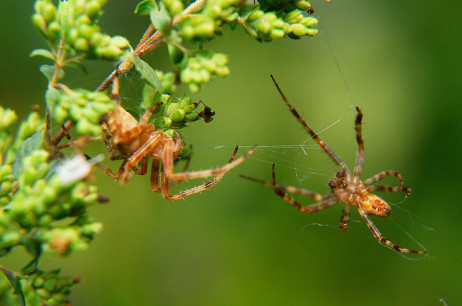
[1,0,461,305]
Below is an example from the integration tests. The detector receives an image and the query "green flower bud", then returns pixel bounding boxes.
[291,23,306,37]
[73,37,90,51]
[44,278,58,292]
[32,14,47,36]
[0,108,18,130]
[270,28,285,39]
[43,3,57,23]
[248,10,264,22]
[301,16,318,27]
[111,36,129,49]
[86,1,101,20]
[284,10,302,23]
[215,66,230,78]
[169,109,186,122]
[189,82,200,93]
[306,28,318,36]
[33,276,46,288]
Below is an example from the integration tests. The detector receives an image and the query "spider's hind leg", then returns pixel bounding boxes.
[356,203,427,254]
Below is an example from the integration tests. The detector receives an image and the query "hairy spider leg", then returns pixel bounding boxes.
[163,144,258,182]
[356,202,427,254]
[364,170,411,196]
[339,204,351,231]
[159,146,240,200]
[150,159,161,192]
[270,75,351,179]
[241,164,337,213]
[353,107,365,178]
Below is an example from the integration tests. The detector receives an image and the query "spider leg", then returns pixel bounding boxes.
[132,157,148,175]
[121,132,163,183]
[139,103,161,127]
[364,170,406,187]
[353,107,365,178]
[92,159,127,180]
[150,159,161,193]
[163,143,257,181]
[366,185,411,196]
[339,204,351,231]
[240,164,324,202]
[243,164,336,213]
[160,146,239,200]
[270,75,351,178]
[356,203,427,254]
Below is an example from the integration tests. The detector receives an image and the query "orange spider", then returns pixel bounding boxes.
[241,75,426,254]
[99,103,256,200]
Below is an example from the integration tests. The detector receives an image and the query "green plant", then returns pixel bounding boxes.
[0,0,317,304]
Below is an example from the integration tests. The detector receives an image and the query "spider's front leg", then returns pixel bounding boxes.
[365,170,411,196]
[160,146,240,200]
[241,164,337,213]
[163,140,257,182]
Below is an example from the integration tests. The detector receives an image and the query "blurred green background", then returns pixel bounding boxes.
[1,0,461,305]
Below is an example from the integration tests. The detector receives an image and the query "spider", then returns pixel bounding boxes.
[241,75,426,254]
[99,103,257,200]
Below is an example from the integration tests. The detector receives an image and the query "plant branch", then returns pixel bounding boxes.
[96,0,207,92]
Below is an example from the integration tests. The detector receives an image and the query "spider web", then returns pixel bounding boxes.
[77,24,431,258]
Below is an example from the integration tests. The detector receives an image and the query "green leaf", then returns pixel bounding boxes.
[67,60,88,75]
[12,131,44,179]
[1,270,25,306]
[39,64,65,82]
[30,49,55,61]
[132,54,163,91]
[150,9,171,36]
[168,43,185,66]
[134,0,158,15]
[45,87,61,109]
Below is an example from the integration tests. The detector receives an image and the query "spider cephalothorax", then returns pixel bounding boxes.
[100,103,256,200]
[241,75,426,254]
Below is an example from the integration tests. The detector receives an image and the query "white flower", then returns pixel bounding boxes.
[56,154,103,185]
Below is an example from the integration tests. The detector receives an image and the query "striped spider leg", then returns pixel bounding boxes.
[241,75,426,254]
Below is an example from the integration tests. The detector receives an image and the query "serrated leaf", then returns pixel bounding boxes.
[135,0,158,15]
[12,131,44,179]
[30,49,55,61]
[150,9,171,36]
[132,55,163,91]
[39,64,65,82]
[67,60,88,75]
[1,270,25,306]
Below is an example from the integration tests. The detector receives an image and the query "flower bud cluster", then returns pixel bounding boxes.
[154,96,202,129]
[0,107,18,155]
[32,0,129,60]
[25,269,78,305]
[180,51,230,93]
[258,0,314,12]
[161,0,185,17]
[180,0,238,42]
[5,112,45,165]
[48,88,115,136]
[7,150,101,237]
[244,8,318,41]
[156,70,178,94]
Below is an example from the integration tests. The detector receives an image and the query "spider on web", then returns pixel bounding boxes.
[241,75,426,254]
